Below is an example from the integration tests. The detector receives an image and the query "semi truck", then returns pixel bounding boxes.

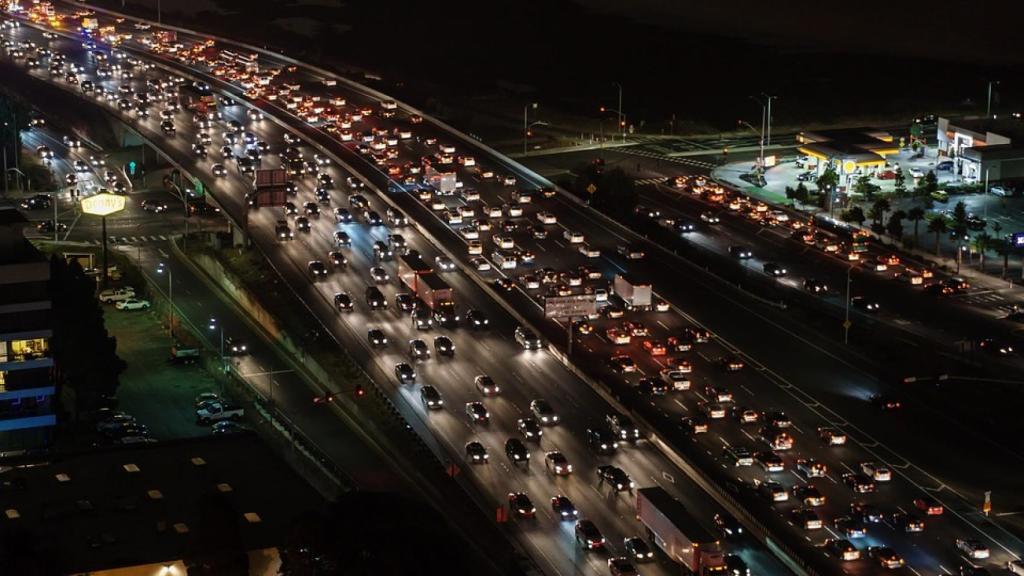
[613,274,653,311]
[636,487,726,575]
[398,254,458,324]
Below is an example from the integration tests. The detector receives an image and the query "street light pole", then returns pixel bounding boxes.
[987,80,999,118]
[844,266,852,344]
[523,102,537,156]
[614,82,624,142]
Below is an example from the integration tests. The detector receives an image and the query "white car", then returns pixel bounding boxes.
[908,167,925,178]
[955,538,989,560]
[467,240,483,255]
[537,211,557,225]
[700,212,720,224]
[460,226,480,240]
[861,462,892,482]
[115,298,151,310]
[660,369,691,390]
[470,257,491,271]
[563,230,584,244]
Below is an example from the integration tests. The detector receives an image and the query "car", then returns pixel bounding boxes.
[434,255,456,272]
[701,212,721,224]
[115,298,151,311]
[891,511,925,532]
[36,220,67,234]
[587,427,619,454]
[466,309,489,329]
[606,413,641,441]
[507,492,536,518]
[505,438,530,465]
[98,287,137,304]
[958,567,991,576]
[544,451,573,475]
[826,538,861,561]
[517,418,543,441]
[465,441,489,463]
[211,163,226,176]
[95,412,137,433]
[368,328,387,347]
[370,267,389,283]
[195,402,244,424]
[211,421,248,435]
[307,260,328,279]
[850,296,880,312]
[834,516,867,539]
[223,336,248,356]
[1008,561,1024,576]
[842,472,876,493]
[867,546,904,569]
[466,402,489,423]
[334,292,354,312]
[548,495,578,520]
[295,216,311,233]
[763,262,787,277]
[755,479,788,502]
[731,406,760,424]
[792,508,823,530]
[817,426,847,446]
[719,355,744,372]
[979,338,1015,356]
[394,362,416,383]
[804,278,829,293]
[861,462,892,482]
[408,339,430,360]
[624,537,653,563]
[713,512,744,538]
[659,369,691,391]
[849,502,884,523]
[792,484,826,507]
[530,399,558,424]
[608,558,639,576]
[796,458,828,478]
[141,200,168,213]
[914,497,944,515]
[327,251,348,268]
[706,385,734,404]
[575,520,605,550]
[871,393,902,411]
[597,465,634,492]
[754,450,784,472]
[514,326,542,350]
[420,385,444,410]
[609,354,637,373]
[680,415,709,435]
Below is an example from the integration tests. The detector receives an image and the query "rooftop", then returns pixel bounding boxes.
[946,116,1024,142]
[0,434,327,574]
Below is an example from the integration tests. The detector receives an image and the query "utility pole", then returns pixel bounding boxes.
[987,80,999,118]
[764,94,776,146]
[844,266,852,344]
[523,102,537,156]
[614,82,624,142]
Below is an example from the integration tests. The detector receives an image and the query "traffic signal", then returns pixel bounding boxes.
[355,384,365,397]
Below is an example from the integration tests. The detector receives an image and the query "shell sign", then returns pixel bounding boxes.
[842,160,858,175]
[81,193,126,216]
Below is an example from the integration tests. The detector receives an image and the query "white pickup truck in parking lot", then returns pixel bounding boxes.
[195,402,244,424]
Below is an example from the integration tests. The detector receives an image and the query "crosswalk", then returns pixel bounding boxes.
[957,290,1021,314]
[614,146,718,170]
[634,177,668,186]
[93,234,172,246]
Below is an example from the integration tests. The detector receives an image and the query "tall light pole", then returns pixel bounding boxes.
[523,102,537,155]
[613,82,624,142]
[208,317,226,376]
[844,266,852,344]
[738,119,764,172]
[157,262,173,336]
[987,80,1000,118]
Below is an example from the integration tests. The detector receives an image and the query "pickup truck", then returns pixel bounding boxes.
[98,287,136,303]
[196,402,244,424]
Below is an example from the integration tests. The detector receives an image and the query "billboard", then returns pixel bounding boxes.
[1012,232,1024,248]
[544,294,597,319]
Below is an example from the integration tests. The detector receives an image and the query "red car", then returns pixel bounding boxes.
[877,170,897,180]
[913,497,944,516]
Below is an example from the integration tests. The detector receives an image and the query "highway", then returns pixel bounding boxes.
[3,6,1023,576]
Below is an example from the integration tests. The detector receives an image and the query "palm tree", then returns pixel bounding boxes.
[907,206,926,248]
[974,233,993,271]
[992,221,1007,277]
[927,215,948,257]
[871,198,891,226]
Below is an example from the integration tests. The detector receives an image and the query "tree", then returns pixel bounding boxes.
[869,198,891,226]
[816,164,839,195]
[927,215,948,256]
[886,210,906,242]
[952,200,969,236]
[922,171,939,196]
[853,174,879,200]
[49,257,126,416]
[973,233,993,271]
[894,168,907,196]
[841,206,866,227]
[907,206,926,247]
[574,162,637,214]
[785,184,809,204]
[992,221,1008,277]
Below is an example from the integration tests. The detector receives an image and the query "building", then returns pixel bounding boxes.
[796,128,899,179]
[937,116,1024,184]
[0,434,328,575]
[0,207,56,453]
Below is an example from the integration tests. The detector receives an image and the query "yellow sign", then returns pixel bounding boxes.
[81,193,126,216]
[586,183,597,195]
[842,160,857,174]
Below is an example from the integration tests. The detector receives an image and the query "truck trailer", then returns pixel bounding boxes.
[636,487,726,575]
[613,274,653,311]
[398,254,457,323]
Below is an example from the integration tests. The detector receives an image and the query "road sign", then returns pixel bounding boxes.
[544,294,597,319]
[586,183,597,195]
[983,491,992,516]
[843,319,852,329]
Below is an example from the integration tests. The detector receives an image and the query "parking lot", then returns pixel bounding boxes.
[102,304,220,440]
